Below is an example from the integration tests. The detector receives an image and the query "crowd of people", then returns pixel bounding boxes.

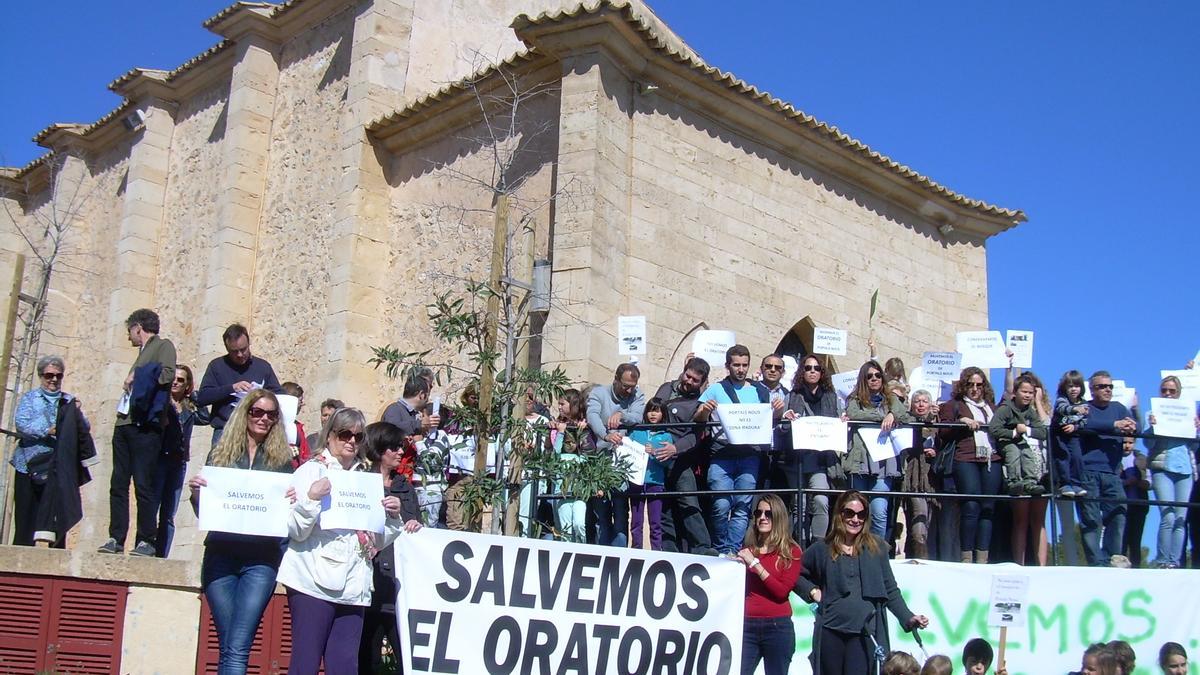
[7,307,1200,673]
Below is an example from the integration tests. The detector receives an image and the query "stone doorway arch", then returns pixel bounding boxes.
[773,316,840,387]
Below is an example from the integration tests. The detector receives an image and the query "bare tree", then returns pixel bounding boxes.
[370,53,620,536]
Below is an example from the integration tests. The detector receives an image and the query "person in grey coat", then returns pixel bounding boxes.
[795,490,928,675]
[585,363,646,546]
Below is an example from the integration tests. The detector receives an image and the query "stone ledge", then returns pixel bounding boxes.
[0,545,201,589]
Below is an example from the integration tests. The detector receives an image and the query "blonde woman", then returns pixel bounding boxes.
[738,493,802,675]
[187,390,295,675]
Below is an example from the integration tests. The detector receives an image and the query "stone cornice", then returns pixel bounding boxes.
[204,0,357,43]
[366,50,556,154]
[511,0,1026,236]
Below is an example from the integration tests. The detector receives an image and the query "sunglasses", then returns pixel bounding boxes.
[1093,384,1114,391]
[866,372,883,381]
[754,508,773,519]
[762,364,784,371]
[40,372,63,381]
[1161,388,1179,395]
[803,365,823,372]
[335,429,365,444]
[173,377,188,384]
[966,381,984,389]
[248,407,279,421]
[841,508,867,521]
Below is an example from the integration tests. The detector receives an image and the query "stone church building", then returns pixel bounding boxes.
[0,0,1021,668]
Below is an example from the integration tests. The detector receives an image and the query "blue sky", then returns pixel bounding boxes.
[4,2,1198,550]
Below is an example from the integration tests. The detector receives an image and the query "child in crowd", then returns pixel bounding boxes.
[990,373,1048,496]
[1071,643,1119,675]
[1053,370,1090,497]
[920,654,952,675]
[1108,640,1135,675]
[962,637,1008,675]
[884,651,921,675]
[627,398,670,550]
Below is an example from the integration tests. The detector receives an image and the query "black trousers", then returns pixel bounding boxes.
[659,456,714,555]
[12,470,63,547]
[816,627,875,675]
[1124,502,1149,567]
[109,424,164,547]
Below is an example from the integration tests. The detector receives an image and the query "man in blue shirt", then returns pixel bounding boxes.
[196,324,282,448]
[693,344,784,554]
[1076,370,1138,566]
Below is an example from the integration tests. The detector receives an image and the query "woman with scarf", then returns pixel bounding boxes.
[12,355,97,547]
[938,367,1001,564]
[843,360,907,540]
[277,407,407,675]
[784,354,842,543]
[358,421,422,674]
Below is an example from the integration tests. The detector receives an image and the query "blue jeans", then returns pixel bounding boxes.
[1153,470,1192,566]
[850,474,893,539]
[154,457,186,558]
[741,616,795,675]
[202,552,279,675]
[589,492,629,547]
[708,454,759,554]
[952,460,1002,553]
[1077,469,1127,566]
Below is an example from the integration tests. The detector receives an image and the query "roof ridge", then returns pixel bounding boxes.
[510,0,1023,221]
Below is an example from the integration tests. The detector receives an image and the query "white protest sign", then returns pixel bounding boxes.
[691,330,736,369]
[790,417,848,453]
[921,351,962,383]
[716,403,773,446]
[907,366,940,403]
[322,470,386,533]
[832,370,858,403]
[396,529,745,675]
[856,427,915,463]
[617,315,646,355]
[1151,397,1197,440]
[448,437,496,475]
[614,437,649,486]
[1162,369,1200,402]
[277,394,299,445]
[987,574,1031,628]
[812,328,847,356]
[781,355,799,392]
[1110,380,1136,410]
[1005,330,1034,370]
[956,331,1009,369]
[198,466,291,537]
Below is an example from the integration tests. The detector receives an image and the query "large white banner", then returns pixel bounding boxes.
[779,561,1200,674]
[198,466,291,537]
[396,529,745,675]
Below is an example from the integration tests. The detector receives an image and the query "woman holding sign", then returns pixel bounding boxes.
[1146,375,1198,568]
[796,490,929,675]
[187,390,295,675]
[738,493,802,675]
[277,407,407,675]
[785,355,842,542]
[843,360,907,540]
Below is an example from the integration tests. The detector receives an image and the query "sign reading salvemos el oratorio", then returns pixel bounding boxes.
[395,529,745,674]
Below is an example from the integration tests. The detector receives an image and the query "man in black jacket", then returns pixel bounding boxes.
[196,323,282,448]
[653,356,716,555]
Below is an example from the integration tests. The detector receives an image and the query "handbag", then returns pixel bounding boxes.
[931,438,956,478]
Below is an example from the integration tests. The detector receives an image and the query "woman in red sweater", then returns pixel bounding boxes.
[737,492,802,675]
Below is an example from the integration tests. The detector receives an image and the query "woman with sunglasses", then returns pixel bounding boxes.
[738,493,802,675]
[12,355,97,547]
[796,490,929,675]
[188,390,295,674]
[1146,375,1198,568]
[358,422,423,675]
[937,367,1001,564]
[155,364,202,558]
[843,360,907,540]
[277,407,406,675]
[785,355,842,542]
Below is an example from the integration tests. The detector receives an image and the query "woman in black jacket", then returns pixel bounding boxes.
[358,422,423,674]
[795,490,929,675]
[783,355,843,542]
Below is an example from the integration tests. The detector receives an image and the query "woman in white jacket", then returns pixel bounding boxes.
[277,407,411,675]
